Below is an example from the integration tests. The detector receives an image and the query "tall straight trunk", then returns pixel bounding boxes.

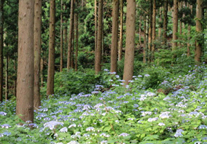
[60,0,63,72]
[123,0,136,85]
[64,20,68,59]
[163,0,168,45]
[158,7,162,37]
[179,2,182,35]
[74,5,78,71]
[151,0,156,60]
[143,16,147,63]
[148,0,152,62]
[34,0,42,109]
[0,0,4,102]
[172,0,178,51]
[139,16,142,45]
[67,0,74,69]
[13,60,17,97]
[187,3,192,57]
[187,24,191,57]
[16,0,34,122]
[5,55,8,100]
[71,19,74,69]
[118,0,123,61]
[94,0,97,51]
[95,0,103,74]
[40,57,44,87]
[47,0,55,96]
[195,0,203,62]
[110,0,119,73]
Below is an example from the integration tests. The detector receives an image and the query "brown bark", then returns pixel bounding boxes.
[172,0,178,51]
[143,16,147,63]
[110,0,119,73]
[148,0,152,61]
[74,6,78,71]
[123,0,136,85]
[67,0,74,69]
[34,0,42,109]
[158,8,162,37]
[63,20,68,59]
[163,0,168,45]
[187,4,192,57]
[40,56,44,87]
[195,0,203,62]
[118,0,123,61]
[0,0,3,102]
[5,55,8,100]
[139,16,142,45]
[95,0,103,74]
[60,0,63,72]
[16,0,34,122]
[94,0,97,51]
[187,24,191,57]
[47,0,55,96]
[152,0,156,60]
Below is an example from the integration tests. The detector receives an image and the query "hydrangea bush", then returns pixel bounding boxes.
[1,65,207,143]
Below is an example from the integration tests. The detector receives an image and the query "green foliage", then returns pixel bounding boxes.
[2,65,207,143]
[41,69,110,96]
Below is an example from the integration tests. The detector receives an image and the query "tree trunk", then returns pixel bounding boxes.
[74,3,78,71]
[110,0,119,73]
[60,0,63,72]
[16,0,34,122]
[158,7,162,37]
[195,0,203,62]
[34,0,42,109]
[47,0,55,96]
[94,0,97,51]
[118,0,123,61]
[148,0,152,62]
[172,0,178,51]
[40,56,44,87]
[163,0,168,45]
[187,3,192,57]
[151,0,156,61]
[187,24,191,57]
[95,0,103,74]
[143,16,147,63]
[67,0,74,69]
[139,16,142,46]
[5,55,8,100]
[64,20,68,59]
[0,0,4,102]
[123,0,135,85]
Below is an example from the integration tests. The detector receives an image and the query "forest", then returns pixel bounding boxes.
[0,0,207,143]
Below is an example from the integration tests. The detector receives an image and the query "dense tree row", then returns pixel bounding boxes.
[0,0,206,122]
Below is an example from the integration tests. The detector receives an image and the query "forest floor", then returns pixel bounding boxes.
[1,65,207,144]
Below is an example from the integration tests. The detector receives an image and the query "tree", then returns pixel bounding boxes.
[123,0,136,85]
[47,0,55,96]
[172,0,178,51]
[195,0,203,62]
[151,0,156,60]
[95,0,103,74]
[74,0,79,71]
[163,0,168,45]
[60,0,63,72]
[0,0,4,102]
[16,0,34,122]
[118,0,123,61]
[67,0,74,69]
[110,0,119,73]
[34,0,42,109]
[94,0,97,51]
